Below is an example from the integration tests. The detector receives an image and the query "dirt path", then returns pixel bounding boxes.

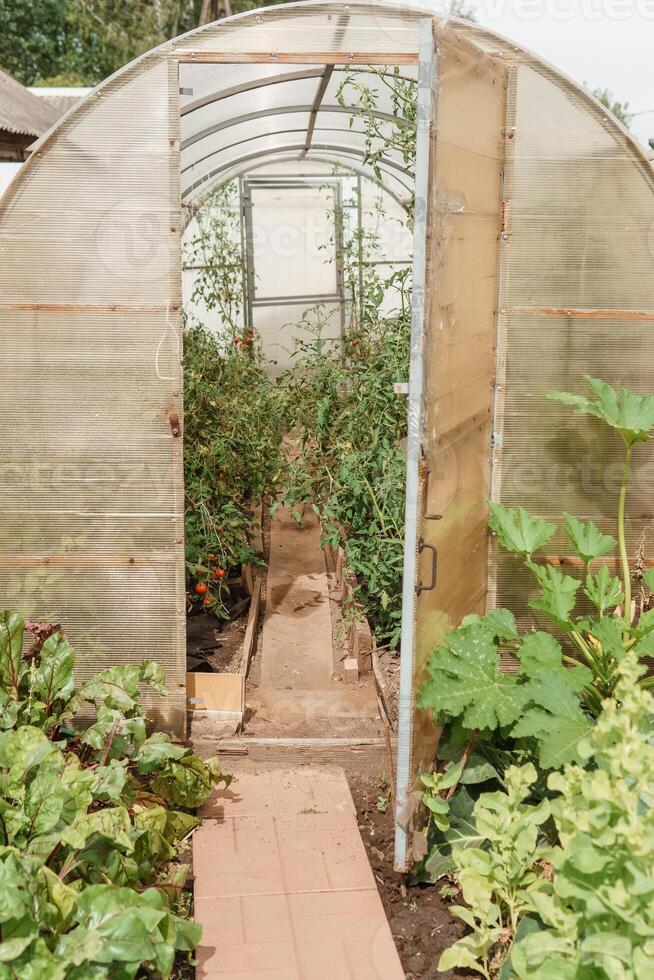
[245,503,379,738]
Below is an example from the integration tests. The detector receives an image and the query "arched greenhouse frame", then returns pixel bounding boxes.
[1,0,653,870]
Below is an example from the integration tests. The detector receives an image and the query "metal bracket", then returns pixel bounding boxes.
[415,537,437,594]
[422,465,443,521]
[168,412,181,438]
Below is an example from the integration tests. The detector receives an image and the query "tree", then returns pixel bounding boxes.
[592,86,632,128]
[0,0,69,85]
[0,0,289,87]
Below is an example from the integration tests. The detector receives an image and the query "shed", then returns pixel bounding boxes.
[0,68,60,160]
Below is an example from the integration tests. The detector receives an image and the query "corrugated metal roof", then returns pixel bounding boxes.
[31,93,82,117]
[0,68,61,138]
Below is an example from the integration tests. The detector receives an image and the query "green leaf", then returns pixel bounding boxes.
[92,761,128,801]
[512,672,593,768]
[62,806,134,853]
[21,768,66,842]
[548,375,654,445]
[79,665,142,711]
[527,562,580,629]
[37,866,77,930]
[70,885,166,963]
[516,632,591,693]
[460,608,518,641]
[418,623,527,731]
[643,568,654,593]
[151,752,223,808]
[138,661,167,697]
[586,617,625,662]
[584,564,623,615]
[423,788,484,882]
[0,611,26,696]
[563,513,616,565]
[0,727,61,795]
[488,503,555,558]
[0,937,68,980]
[0,851,32,924]
[135,733,188,774]
[31,633,75,714]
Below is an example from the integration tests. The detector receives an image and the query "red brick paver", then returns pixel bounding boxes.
[194,767,404,979]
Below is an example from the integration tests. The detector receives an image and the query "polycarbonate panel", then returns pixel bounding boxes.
[254,301,341,375]
[182,112,313,171]
[508,65,654,310]
[250,184,338,298]
[0,57,185,734]
[183,146,413,207]
[412,36,507,791]
[174,4,423,55]
[489,59,654,654]
[181,77,323,146]
[180,62,323,116]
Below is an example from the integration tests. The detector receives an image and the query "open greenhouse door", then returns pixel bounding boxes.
[394,22,508,870]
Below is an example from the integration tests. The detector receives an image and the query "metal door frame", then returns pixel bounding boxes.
[394,17,436,873]
[241,176,346,331]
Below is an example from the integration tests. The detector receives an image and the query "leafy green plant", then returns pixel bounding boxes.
[336,67,416,215]
[438,764,551,979]
[183,322,285,614]
[420,377,654,776]
[278,273,411,647]
[184,180,244,334]
[0,611,229,977]
[510,652,654,979]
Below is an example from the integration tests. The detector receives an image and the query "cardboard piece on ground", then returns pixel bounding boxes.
[187,672,244,714]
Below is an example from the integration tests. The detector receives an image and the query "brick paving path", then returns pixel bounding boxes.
[193,767,405,979]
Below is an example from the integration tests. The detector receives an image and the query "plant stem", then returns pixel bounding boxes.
[570,630,601,671]
[618,441,633,625]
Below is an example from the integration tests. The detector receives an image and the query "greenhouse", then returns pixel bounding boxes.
[1,0,654,893]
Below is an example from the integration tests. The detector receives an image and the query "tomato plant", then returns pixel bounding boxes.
[183,323,285,616]
[278,267,411,648]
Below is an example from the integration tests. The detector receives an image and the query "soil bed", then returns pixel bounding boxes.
[186,582,252,674]
[349,772,467,980]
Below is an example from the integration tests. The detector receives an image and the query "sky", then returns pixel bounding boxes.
[456,0,654,150]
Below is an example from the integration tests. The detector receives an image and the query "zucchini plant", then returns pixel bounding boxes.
[417,377,654,888]
[422,377,654,977]
[419,376,654,770]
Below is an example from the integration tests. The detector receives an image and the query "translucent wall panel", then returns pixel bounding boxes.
[411,36,507,787]
[0,59,185,734]
[254,302,341,375]
[178,6,423,56]
[508,66,654,310]
[250,184,338,298]
[490,62,654,643]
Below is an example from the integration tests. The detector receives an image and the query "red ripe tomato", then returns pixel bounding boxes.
[195,582,208,595]
[212,567,225,581]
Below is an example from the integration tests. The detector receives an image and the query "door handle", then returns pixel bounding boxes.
[416,537,437,594]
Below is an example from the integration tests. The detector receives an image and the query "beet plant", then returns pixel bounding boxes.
[0,612,229,977]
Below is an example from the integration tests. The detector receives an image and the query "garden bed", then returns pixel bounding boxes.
[349,772,467,980]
